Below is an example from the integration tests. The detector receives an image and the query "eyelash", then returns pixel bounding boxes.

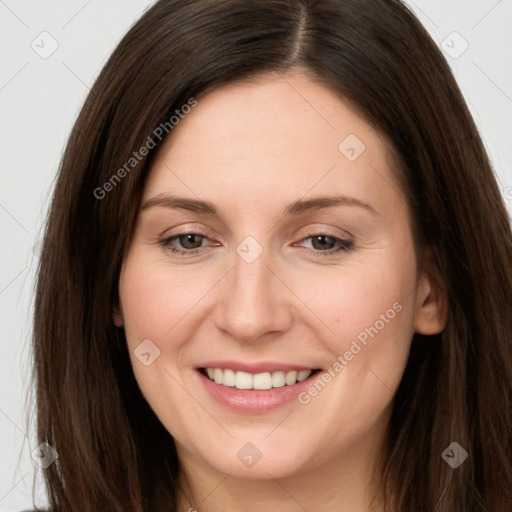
[156,232,354,258]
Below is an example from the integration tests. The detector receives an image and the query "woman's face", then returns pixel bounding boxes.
[115,71,445,481]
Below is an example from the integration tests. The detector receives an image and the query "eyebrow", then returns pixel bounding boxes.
[140,193,379,217]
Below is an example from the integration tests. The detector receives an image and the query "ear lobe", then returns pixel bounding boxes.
[414,251,448,335]
[112,305,124,327]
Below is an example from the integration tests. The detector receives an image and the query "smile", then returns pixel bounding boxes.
[202,367,320,390]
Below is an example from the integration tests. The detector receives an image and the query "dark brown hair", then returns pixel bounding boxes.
[31,0,512,511]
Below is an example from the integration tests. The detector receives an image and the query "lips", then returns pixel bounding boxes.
[195,362,323,412]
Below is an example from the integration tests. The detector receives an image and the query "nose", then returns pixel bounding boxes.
[214,243,293,344]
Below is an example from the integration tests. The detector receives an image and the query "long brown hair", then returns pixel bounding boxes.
[31,0,512,511]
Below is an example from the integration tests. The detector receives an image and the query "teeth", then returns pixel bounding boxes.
[213,368,223,384]
[223,369,236,387]
[204,368,313,389]
[235,371,253,389]
[253,372,272,390]
[284,371,297,385]
[297,370,311,382]
[271,371,285,388]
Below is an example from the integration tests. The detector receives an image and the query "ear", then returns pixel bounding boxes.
[414,248,448,335]
[112,304,124,327]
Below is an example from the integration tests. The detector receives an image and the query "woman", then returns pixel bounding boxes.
[31,0,512,511]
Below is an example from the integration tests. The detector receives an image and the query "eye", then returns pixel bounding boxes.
[296,233,354,257]
[155,231,354,258]
[156,233,212,255]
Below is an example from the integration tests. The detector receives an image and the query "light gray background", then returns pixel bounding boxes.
[1,1,511,510]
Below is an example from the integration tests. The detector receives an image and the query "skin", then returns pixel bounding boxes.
[113,70,447,512]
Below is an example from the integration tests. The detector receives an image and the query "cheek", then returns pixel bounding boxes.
[118,255,210,430]
[290,249,416,352]
[119,255,214,348]
[291,244,417,406]
[288,254,416,454]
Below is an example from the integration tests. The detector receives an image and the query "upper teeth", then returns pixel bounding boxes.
[205,368,313,390]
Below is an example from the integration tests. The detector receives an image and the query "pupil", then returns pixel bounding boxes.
[182,234,201,249]
[313,235,332,250]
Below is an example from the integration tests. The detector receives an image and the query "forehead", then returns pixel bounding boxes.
[142,72,404,220]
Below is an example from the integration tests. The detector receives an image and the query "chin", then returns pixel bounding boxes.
[190,435,317,480]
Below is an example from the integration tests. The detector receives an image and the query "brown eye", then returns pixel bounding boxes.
[176,234,205,250]
[157,232,210,255]
[310,235,337,251]
[297,233,354,258]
